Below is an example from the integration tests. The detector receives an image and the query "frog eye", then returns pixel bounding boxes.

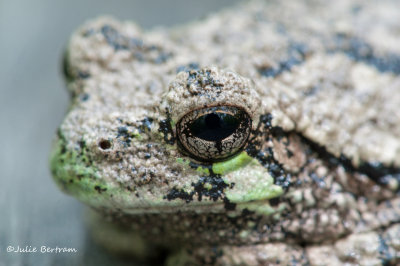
[176,106,251,161]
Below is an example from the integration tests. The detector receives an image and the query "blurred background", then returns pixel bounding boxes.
[0,1,239,265]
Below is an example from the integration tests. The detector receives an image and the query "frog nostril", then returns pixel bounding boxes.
[98,139,112,150]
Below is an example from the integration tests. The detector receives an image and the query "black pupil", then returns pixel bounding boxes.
[189,112,240,141]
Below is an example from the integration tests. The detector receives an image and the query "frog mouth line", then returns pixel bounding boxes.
[107,198,277,215]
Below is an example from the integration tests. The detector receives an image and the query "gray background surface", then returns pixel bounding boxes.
[0,1,238,265]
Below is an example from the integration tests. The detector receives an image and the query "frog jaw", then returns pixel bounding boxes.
[51,132,284,216]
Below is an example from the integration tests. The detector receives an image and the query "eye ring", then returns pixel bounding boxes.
[176,105,251,162]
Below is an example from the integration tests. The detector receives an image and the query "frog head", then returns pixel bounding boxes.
[50,19,284,216]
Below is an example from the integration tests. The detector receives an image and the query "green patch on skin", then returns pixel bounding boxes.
[50,135,199,211]
[223,157,284,216]
[51,131,283,215]
[196,166,210,176]
[169,119,176,129]
[237,202,285,216]
[50,136,116,208]
[175,158,211,176]
[175,152,284,216]
[131,129,142,140]
[176,157,189,165]
[212,152,253,175]
[203,183,213,190]
[176,152,252,177]
[49,135,143,210]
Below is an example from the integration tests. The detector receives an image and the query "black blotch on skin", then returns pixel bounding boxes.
[101,25,130,50]
[300,135,400,191]
[185,69,224,94]
[378,235,393,265]
[258,43,308,78]
[164,176,236,210]
[116,126,132,147]
[158,118,175,145]
[154,52,172,64]
[250,113,400,191]
[176,62,200,73]
[94,185,107,194]
[334,34,400,74]
[78,71,90,79]
[286,149,294,158]
[117,126,129,137]
[246,114,292,190]
[223,198,236,211]
[80,93,90,102]
[303,86,320,96]
[100,24,171,64]
[139,117,153,133]
[269,197,281,207]
[165,188,193,203]
[241,208,255,216]
[310,172,326,188]
[78,139,86,149]
[193,176,228,201]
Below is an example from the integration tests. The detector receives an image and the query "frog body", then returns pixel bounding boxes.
[51,0,400,265]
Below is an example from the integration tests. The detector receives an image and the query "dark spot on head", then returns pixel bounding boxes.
[94,185,107,193]
[139,117,153,132]
[78,139,86,149]
[153,52,172,64]
[333,35,400,74]
[258,43,307,78]
[310,172,326,188]
[164,175,234,206]
[223,198,236,211]
[286,149,294,158]
[241,208,254,216]
[98,139,111,150]
[117,126,129,137]
[269,197,281,207]
[101,25,129,50]
[80,93,90,101]
[158,118,175,145]
[78,71,90,79]
[176,62,200,73]
[300,135,400,190]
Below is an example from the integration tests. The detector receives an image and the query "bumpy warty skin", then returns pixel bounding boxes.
[51,0,400,265]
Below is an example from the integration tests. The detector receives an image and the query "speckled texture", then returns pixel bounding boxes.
[51,0,400,265]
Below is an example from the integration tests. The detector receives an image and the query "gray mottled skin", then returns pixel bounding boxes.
[51,0,400,265]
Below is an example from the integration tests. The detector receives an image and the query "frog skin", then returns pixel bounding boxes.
[50,0,400,265]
